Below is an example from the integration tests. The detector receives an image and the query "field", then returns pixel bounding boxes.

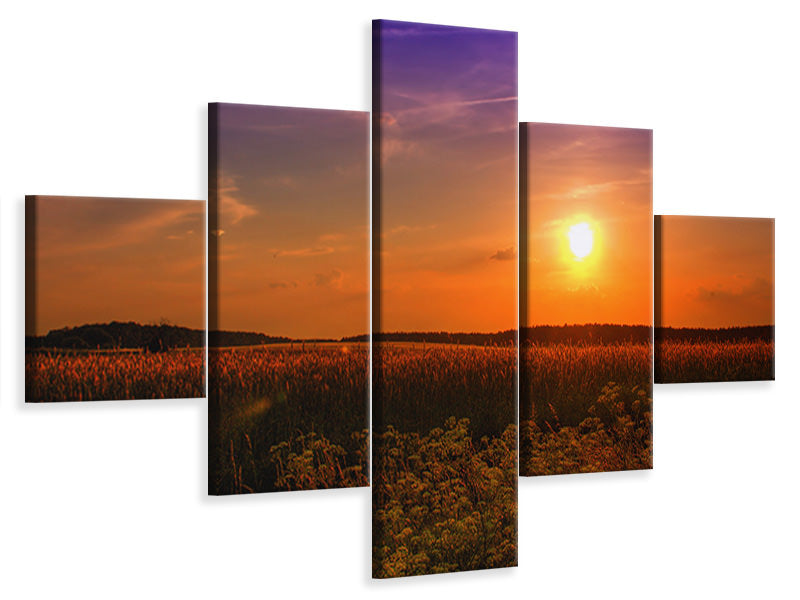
[208,343,369,495]
[655,340,774,383]
[25,349,204,402]
[372,343,517,578]
[520,342,653,476]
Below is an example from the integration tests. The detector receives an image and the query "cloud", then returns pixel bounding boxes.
[379,113,398,127]
[35,198,205,259]
[381,138,420,161]
[166,229,196,241]
[272,246,334,259]
[313,269,343,289]
[379,23,466,39]
[218,175,257,226]
[383,224,438,237]
[379,90,517,165]
[695,277,772,304]
[334,161,366,178]
[268,281,298,290]
[319,233,345,242]
[261,175,296,188]
[562,177,652,201]
[387,95,516,127]
[566,284,606,301]
[489,246,517,261]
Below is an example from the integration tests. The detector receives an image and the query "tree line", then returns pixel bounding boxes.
[26,321,205,351]
[33,321,762,351]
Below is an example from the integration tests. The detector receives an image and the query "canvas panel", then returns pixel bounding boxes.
[519,123,654,476]
[372,20,518,578]
[25,195,205,402]
[208,103,369,495]
[654,215,775,383]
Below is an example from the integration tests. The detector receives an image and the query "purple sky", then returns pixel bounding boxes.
[374,20,518,333]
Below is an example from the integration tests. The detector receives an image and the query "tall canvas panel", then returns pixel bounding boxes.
[519,123,653,476]
[655,215,775,382]
[208,103,369,495]
[372,20,518,578]
[25,195,205,402]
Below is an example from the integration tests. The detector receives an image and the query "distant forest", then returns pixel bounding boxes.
[27,321,773,351]
[26,322,206,351]
[26,321,352,351]
[357,326,650,346]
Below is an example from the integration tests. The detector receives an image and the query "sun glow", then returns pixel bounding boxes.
[568,222,594,260]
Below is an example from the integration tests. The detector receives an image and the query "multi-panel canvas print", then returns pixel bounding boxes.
[519,123,653,476]
[654,216,775,383]
[25,195,205,402]
[372,20,518,578]
[208,103,369,495]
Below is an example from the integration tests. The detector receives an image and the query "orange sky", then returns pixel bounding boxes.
[656,216,774,328]
[27,196,204,335]
[375,21,517,333]
[212,104,368,339]
[523,123,653,327]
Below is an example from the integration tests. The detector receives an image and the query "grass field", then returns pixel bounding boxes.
[520,342,653,476]
[655,339,774,383]
[208,343,369,495]
[372,343,517,578]
[25,349,204,402]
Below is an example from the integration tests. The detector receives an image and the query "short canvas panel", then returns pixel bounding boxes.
[208,103,369,495]
[372,20,518,578]
[654,215,775,383]
[25,195,205,402]
[519,123,653,476]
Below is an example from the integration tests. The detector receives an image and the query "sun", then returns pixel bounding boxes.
[568,222,594,260]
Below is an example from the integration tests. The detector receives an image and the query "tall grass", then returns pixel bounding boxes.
[373,344,515,438]
[208,344,369,495]
[655,340,774,383]
[25,350,204,402]
[520,342,653,476]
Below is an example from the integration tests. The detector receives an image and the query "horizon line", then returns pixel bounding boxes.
[30,320,775,341]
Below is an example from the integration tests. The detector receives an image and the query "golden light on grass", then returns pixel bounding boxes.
[568,222,594,260]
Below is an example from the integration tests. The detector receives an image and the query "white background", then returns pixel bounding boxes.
[1,1,798,598]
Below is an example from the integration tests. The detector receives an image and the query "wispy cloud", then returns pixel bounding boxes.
[319,232,345,242]
[260,175,296,188]
[219,174,258,226]
[166,229,196,241]
[394,95,516,120]
[379,92,516,166]
[557,177,651,202]
[489,247,516,261]
[313,269,343,289]
[566,284,606,300]
[272,246,334,259]
[36,198,204,259]
[268,281,299,290]
[383,223,438,237]
[694,277,772,304]
[379,22,470,39]
[380,138,420,161]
